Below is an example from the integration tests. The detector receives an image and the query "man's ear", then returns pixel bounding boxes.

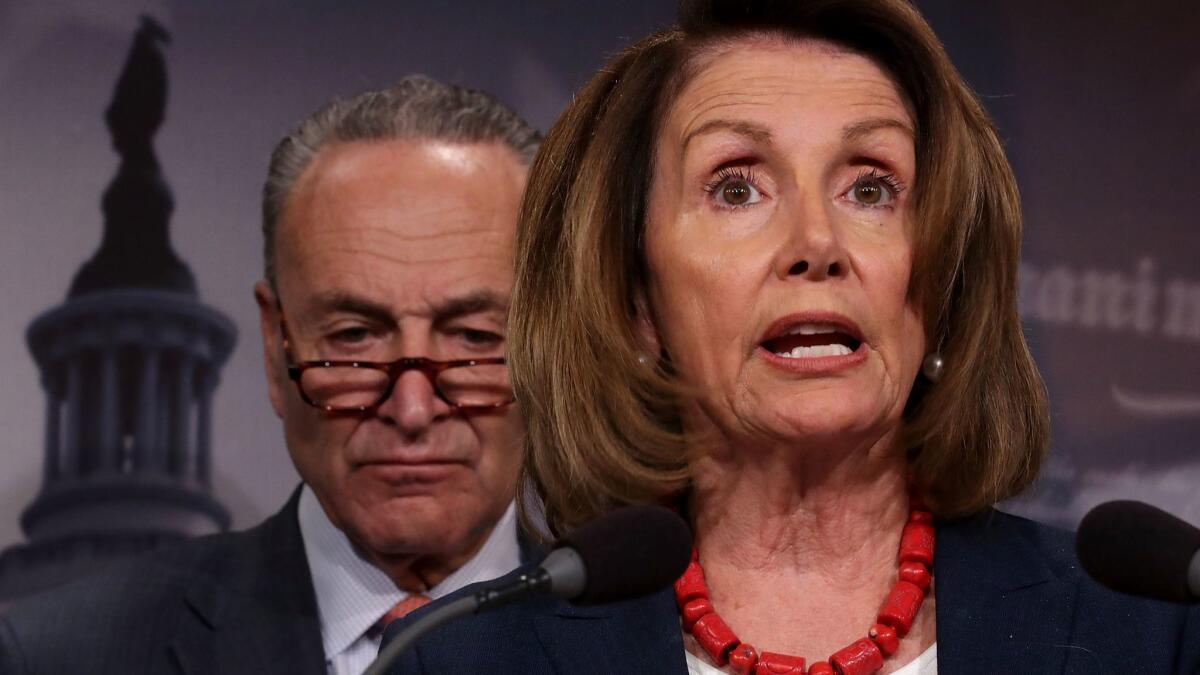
[253,280,286,419]
[632,289,662,360]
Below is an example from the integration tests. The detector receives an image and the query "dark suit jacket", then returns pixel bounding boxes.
[0,490,327,675]
[383,509,1200,674]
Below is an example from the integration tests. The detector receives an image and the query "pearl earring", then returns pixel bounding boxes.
[637,353,651,365]
[921,353,944,383]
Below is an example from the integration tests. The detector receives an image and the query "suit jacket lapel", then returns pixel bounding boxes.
[936,509,1076,674]
[531,589,688,675]
[384,569,687,674]
[170,486,326,675]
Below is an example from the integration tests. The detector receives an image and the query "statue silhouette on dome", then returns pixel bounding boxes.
[69,15,196,298]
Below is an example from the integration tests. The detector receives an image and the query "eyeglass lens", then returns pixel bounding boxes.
[299,362,510,409]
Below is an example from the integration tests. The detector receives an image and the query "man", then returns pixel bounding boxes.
[0,75,539,674]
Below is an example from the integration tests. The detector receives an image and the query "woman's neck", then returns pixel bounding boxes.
[690,428,909,570]
[684,430,936,672]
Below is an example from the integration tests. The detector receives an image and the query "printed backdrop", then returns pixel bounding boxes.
[1,1,1197,553]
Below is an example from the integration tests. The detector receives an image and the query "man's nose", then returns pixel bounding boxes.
[376,369,449,435]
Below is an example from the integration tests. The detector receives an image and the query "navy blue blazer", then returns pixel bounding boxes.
[0,489,327,675]
[383,509,1200,674]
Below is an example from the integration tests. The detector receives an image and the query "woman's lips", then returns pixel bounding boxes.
[757,313,867,374]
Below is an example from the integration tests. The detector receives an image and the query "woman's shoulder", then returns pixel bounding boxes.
[937,507,1078,573]
[934,508,1200,674]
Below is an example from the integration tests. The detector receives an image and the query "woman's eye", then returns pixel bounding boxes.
[717,178,760,206]
[706,168,763,208]
[845,170,904,208]
[853,182,886,205]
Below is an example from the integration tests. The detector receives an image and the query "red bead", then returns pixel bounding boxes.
[898,521,935,566]
[878,580,925,637]
[681,598,713,632]
[674,561,709,606]
[808,662,835,675]
[693,613,739,665]
[908,510,933,524]
[754,651,806,674]
[829,638,884,675]
[898,561,931,591]
[728,643,759,675]
[868,623,899,656]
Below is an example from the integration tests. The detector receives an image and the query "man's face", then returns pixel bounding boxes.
[256,139,526,584]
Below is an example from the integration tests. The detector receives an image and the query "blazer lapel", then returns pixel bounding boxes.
[935,509,1076,674]
[170,487,326,675]
[386,571,687,674]
[532,589,688,675]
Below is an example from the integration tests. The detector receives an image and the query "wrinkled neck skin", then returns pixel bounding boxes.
[363,541,487,594]
[689,426,910,579]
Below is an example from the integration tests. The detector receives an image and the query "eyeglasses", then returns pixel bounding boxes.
[278,313,513,413]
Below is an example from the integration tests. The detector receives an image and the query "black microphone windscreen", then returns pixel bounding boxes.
[559,505,692,605]
[1076,500,1200,603]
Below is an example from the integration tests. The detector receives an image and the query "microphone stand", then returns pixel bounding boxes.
[363,568,553,675]
[364,595,477,675]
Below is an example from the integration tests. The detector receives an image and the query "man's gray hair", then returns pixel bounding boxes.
[261,74,541,286]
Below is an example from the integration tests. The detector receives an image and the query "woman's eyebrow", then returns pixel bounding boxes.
[842,117,914,142]
[682,118,773,152]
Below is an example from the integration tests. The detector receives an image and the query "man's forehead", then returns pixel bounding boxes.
[299,286,510,321]
[278,137,525,238]
[294,138,524,202]
[273,136,523,309]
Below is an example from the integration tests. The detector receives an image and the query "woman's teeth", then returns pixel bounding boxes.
[776,343,854,358]
[785,323,839,335]
[763,323,860,358]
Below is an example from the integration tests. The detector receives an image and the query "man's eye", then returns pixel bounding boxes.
[458,329,502,345]
[330,327,371,343]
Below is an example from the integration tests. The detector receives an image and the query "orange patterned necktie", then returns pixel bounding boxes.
[376,593,432,632]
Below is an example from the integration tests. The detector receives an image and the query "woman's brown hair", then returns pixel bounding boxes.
[511,0,1048,537]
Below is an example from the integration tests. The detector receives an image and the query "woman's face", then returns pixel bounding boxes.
[643,36,926,451]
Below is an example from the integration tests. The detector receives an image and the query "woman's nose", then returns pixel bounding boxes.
[775,200,849,282]
[786,257,844,279]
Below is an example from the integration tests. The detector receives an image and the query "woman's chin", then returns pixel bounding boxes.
[748,404,894,452]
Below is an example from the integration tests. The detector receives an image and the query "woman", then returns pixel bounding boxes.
[381,1,1200,673]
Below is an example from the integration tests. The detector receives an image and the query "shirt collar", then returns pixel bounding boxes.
[297,484,520,661]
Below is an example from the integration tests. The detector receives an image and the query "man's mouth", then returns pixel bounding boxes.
[760,322,863,359]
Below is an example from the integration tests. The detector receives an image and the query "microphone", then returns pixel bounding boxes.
[1076,500,1200,604]
[364,504,692,675]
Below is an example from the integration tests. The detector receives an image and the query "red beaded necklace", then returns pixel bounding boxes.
[674,496,934,675]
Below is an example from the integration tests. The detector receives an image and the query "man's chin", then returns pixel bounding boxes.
[348,508,473,558]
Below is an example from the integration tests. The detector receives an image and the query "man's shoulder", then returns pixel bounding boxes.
[0,498,308,674]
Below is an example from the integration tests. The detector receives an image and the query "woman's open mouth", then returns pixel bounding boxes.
[761,323,863,359]
[757,313,867,374]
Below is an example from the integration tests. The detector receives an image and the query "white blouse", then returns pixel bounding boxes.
[684,643,937,675]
